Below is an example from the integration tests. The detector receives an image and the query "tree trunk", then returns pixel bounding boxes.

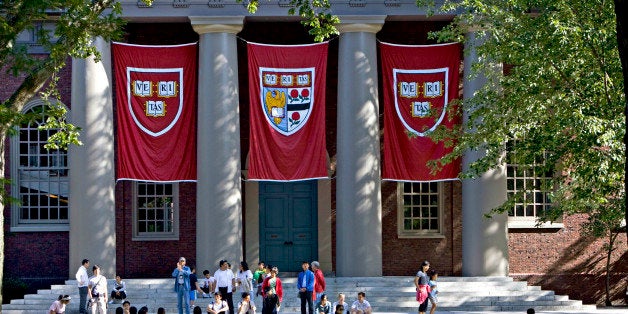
[0,132,6,309]
[605,231,618,306]
[614,0,628,240]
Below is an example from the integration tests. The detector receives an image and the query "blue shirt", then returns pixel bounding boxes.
[172,266,192,292]
[297,270,314,292]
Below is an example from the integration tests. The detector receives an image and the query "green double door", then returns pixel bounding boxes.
[259,181,318,272]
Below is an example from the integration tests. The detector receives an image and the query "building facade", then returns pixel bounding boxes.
[3,0,627,305]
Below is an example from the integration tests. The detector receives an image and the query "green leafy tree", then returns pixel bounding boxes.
[238,0,339,42]
[0,0,156,307]
[0,0,334,306]
[424,0,626,304]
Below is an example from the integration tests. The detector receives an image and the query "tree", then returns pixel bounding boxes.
[0,0,157,307]
[238,0,339,42]
[613,0,628,241]
[426,0,625,304]
[0,0,333,307]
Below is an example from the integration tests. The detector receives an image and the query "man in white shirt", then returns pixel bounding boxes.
[75,259,90,314]
[350,292,371,314]
[88,265,108,314]
[214,260,236,314]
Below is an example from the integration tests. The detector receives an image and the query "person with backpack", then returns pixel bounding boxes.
[88,265,108,314]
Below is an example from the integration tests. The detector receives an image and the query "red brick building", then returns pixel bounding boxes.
[2,1,626,305]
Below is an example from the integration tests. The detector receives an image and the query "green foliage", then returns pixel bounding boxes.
[428,0,625,236]
[0,0,132,152]
[238,0,339,42]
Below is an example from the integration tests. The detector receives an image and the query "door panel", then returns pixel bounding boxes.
[259,181,317,272]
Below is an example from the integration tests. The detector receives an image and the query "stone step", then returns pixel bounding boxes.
[1,304,600,314]
[3,276,591,314]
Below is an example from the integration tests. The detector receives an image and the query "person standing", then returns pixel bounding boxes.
[297,261,315,314]
[414,261,431,314]
[261,286,280,314]
[311,261,326,302]
[190,266,201,309]
[214,260,236,314]
[253,262,265,298]
[261,266,283,303]
[75,258,90,314]
[236,261,254,299]
[88,265,108,314]
[427,270,438,314]
[172,257,192,314]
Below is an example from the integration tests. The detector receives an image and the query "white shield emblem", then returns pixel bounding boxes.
[127,67,184,137]
[393,68,449,137]
[259,67,315,136]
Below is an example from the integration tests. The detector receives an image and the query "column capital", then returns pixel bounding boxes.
[189,16,244,34]
[336,15,386,34]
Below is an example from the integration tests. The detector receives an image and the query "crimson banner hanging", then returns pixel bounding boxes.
[381,42,462,181]
[113,42,197,182]
[247,42,328,181]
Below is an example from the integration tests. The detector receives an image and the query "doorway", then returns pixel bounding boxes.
[259,180,318,272]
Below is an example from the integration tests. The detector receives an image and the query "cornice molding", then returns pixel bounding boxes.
[336,15,386,33]
[189,16,244,34]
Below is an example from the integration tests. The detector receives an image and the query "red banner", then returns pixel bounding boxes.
[113,42,197,181]
[381,42,462,181]
[247,42,328,181]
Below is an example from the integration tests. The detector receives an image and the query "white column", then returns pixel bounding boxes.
[69,37,116,277]
[335,16,385,277]
[190,16,244,272]
[461,30,509,276]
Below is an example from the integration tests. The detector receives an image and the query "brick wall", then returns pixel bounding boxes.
[381,181,463,276]
[509,214,628,305]
[114,181,197,278]
[2,54,73,292]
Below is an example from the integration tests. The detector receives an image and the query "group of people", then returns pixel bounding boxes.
[414,260,439,314]
[67,258,130,314]
[54,257,436,314]
[172,258,372,314]
[296,260,374,314]
[72,259,112,314]
[173,257,268,314]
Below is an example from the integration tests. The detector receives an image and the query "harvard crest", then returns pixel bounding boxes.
[259,67,315,136]
[393,68,449,137]
[127,67,184,137]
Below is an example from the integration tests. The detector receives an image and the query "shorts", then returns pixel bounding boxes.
[189,290,197,301]
[429,296,437,304]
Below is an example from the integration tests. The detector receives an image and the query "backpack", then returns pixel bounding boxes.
[91,276,103,298]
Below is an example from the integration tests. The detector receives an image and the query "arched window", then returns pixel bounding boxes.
[10,99,69,231]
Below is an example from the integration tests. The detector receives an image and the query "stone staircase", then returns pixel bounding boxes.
[2,276,596,313]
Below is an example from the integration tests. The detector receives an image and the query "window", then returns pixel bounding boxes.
[133,181,179,240]
[397,182,443,238]
[506,143,559,228]
[10,100,69,231]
